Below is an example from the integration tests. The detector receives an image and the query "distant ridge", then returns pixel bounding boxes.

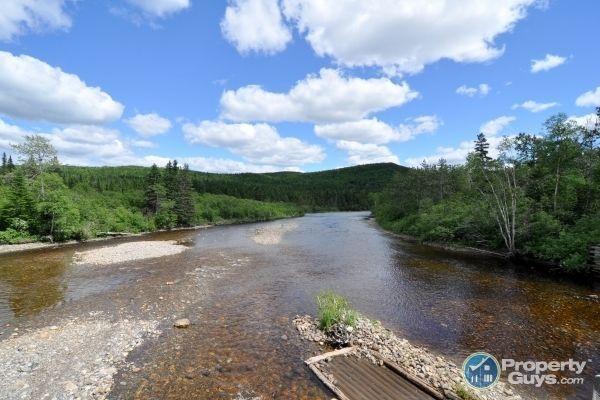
[60,163,405,211]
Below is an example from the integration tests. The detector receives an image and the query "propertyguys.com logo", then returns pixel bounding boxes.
[462,352,589,389]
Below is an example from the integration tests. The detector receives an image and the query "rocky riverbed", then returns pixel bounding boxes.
[0,316,159,400]
[293,315,525,400]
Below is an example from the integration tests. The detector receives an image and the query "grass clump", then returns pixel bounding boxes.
[316,291,358,332]
[454,385,476,400]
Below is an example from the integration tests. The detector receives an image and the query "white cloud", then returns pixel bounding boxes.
[512,100,558,113]
[530,54,566,73]
[0,118,30,150]
[0,51,124,125]
[0,0,72,41]
[221,0,291,54]
[575,86,600,107]
[182,120,324,166]
[131,139,158,148]
[278,0,537,75]
[336,140,398,165]
[46,125,137,166]
[406,116,515,166]
[126,113,172,136]
[480,115,516,136]
[456,83,491,97]
[142,155,302,173]
[315,115,441,145]
[221,68,418,123]
[568,113,598,130]
[126,0,190,18]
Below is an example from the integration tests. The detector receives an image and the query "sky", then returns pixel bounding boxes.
[0,0,599,173]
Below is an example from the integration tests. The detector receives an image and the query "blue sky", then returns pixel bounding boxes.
[0,0,598,172]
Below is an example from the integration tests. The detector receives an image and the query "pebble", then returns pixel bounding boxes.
[173,319,190,328]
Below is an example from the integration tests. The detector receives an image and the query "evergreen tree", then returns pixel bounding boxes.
[4,169,34,224]
[163,160,179,201]
[144,164,164,215]
[1,152,6,174]
[175,164,195,226]
[7,156,14,172]
[474,133,491,161]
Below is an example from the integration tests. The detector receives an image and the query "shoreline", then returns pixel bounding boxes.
[371,220,592,279]
[0,214,302,256]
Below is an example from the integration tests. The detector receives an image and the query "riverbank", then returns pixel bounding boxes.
[293,314,524,400]
[0,224,211,256]
[0,213,302,256]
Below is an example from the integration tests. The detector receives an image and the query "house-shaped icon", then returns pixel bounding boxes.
[467,356,497,386]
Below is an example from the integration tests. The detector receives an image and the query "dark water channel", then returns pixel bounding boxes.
[0,212,597,399]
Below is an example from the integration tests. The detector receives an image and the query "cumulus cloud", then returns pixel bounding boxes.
[131,139,158,148]
[46,125,138,166]
[315,115,441,145]
[456,83,491,97]
[480,116,516,136]
[336,140,399,165]
[276,0,538,75]
[221,0,291,54]
[0,0,73,41]
[530,54,566,73]
[221,68,418,123]
[182,120,324,166]
[512,100,558,113]
[126,0,190,18]
[143,155,302,173]
[0,118,30,150]
[406,116,516,166]
[568,113,598,130]
[575,86,600,107]
[126,113,172,136]
[0,51,124,125]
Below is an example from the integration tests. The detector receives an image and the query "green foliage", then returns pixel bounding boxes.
[316,291,358,332]
[454,385,476,400]
[375,112,600,272]
[194,193,303,224]
[59,163,403,211]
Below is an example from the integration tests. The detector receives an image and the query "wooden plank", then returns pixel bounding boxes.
[305,346,356,365]
[308,363,351,400]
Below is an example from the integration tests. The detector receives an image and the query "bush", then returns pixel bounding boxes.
[316,291,358,332]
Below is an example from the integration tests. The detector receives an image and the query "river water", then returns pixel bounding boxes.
[0,212,598,399]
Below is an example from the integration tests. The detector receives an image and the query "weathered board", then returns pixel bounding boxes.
[306,348,442,400]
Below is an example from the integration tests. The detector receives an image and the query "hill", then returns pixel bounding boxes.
[60,163,405,211]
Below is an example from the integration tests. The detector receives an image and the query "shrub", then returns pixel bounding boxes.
[316,291,358,332]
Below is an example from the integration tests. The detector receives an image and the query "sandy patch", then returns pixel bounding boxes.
[0,318,159,400]
[73,240,188,265]
[252,222,298,245]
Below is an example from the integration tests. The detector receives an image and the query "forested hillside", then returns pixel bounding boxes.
[374,112,600,272]
[60,162,404,210]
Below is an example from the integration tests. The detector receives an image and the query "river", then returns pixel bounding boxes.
[0,212,597,399]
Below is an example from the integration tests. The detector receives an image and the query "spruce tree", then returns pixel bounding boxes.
[144,164,164,215]
[175,164,195,226]
[1,152,6,174]
[5,169,33,223]
[474,132,491,161]
[7,156,14,172]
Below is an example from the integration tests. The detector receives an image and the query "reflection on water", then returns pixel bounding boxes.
[0,213,597,399]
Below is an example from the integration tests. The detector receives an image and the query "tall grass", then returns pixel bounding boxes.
[316,291,358,332]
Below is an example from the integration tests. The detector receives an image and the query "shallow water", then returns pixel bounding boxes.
[0,212,598,399]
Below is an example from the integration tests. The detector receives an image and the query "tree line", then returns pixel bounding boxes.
[374,111,600,272]
[0,136,303,244]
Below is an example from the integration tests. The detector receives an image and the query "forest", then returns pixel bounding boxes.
[0,136,304,244]
[374,111,600,272]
